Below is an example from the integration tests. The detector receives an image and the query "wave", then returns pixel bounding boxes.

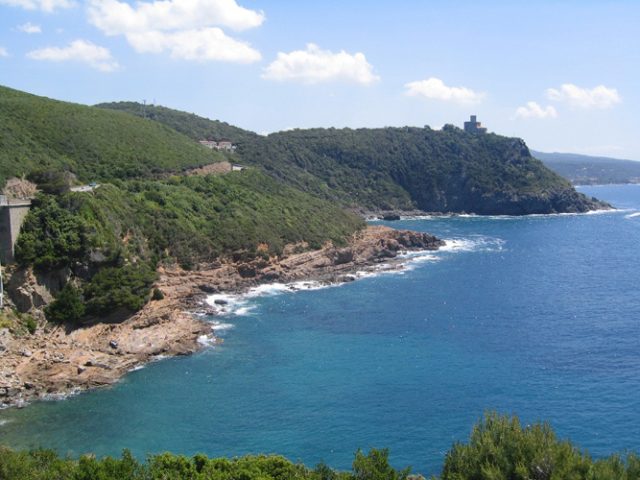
[625,212,640,219]
[39,389,82,403]
[197,334,216,347]
[211,322,235,331]
[202,237,500,319]
[438,236,505,253]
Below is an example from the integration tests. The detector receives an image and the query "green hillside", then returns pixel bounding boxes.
[96,101,260,145]
[0,86,225,185]
[98,102,607,214]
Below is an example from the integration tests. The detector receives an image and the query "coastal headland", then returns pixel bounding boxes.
[0,225,443,408]
[0,85,608,410]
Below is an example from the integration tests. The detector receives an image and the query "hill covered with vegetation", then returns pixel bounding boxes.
[1,414,638,479]
[0,85,363,325]
[0,86,610,325]
[239,126,607,214]
[98,102,607,215]
[96,101,260,146]
[13,171,362,323]
[533,150,640,185]
[0,86,227,185]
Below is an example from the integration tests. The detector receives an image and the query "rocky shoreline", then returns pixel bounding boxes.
[0,225,444,409]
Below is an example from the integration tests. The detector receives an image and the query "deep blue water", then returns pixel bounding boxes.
[1,184,640,476]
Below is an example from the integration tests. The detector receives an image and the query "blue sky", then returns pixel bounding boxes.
[1,0,638,159]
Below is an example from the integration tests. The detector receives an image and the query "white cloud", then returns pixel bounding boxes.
[27,39,119,72]
[515,101,557,119]
[87,0,264,34]
[262,43,379,85]
[126,27,260,62]
[0,0,74,12]
[546,83,621,109]
[86,0,262,63]
[17,22,42,34]
[404,77,485,104]
[0,47,8,57]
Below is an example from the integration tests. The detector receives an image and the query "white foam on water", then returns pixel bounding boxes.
[206,293,253,316]
[197,334,216,347]
[40,389,82,402]
[437,236,505,253]
[205,280,344,317]
[128,364,145,372]
[211,322,235,331]
[0,419,11,426]
[625,212,640,219]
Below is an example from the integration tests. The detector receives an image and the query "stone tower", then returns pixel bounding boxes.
[463,115,488,134]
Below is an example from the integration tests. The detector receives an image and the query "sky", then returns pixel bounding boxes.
[0,0,639,159]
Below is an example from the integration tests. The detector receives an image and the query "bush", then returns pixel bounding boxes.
[83,264,157,315]
[152,288,165,301]
[23,314,37,334]
[15,195,90,270]
[352,448,410,480]
[45,284,85,324]
[0,437,639,480]
[440,412,640,480]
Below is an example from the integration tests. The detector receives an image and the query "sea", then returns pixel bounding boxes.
[1,184,639,476]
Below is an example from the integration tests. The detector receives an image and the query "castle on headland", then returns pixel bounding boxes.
[463,115,487,134]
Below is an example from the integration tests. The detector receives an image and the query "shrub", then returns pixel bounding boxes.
[352,448,410,480]
[83,264,157,315]
[15,195,90,270]
[44,284,85,324]
[23,314,37,334]
[151,288,165,301]
[440,412,633,480]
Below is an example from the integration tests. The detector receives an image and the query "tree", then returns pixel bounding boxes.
[352,449,410,480]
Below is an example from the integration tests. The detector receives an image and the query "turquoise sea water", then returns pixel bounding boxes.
[1,184,640,476]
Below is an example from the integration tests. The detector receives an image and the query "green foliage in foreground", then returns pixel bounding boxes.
[0,448,407,480]
[1,415,639,479]
[440,413,640,479]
